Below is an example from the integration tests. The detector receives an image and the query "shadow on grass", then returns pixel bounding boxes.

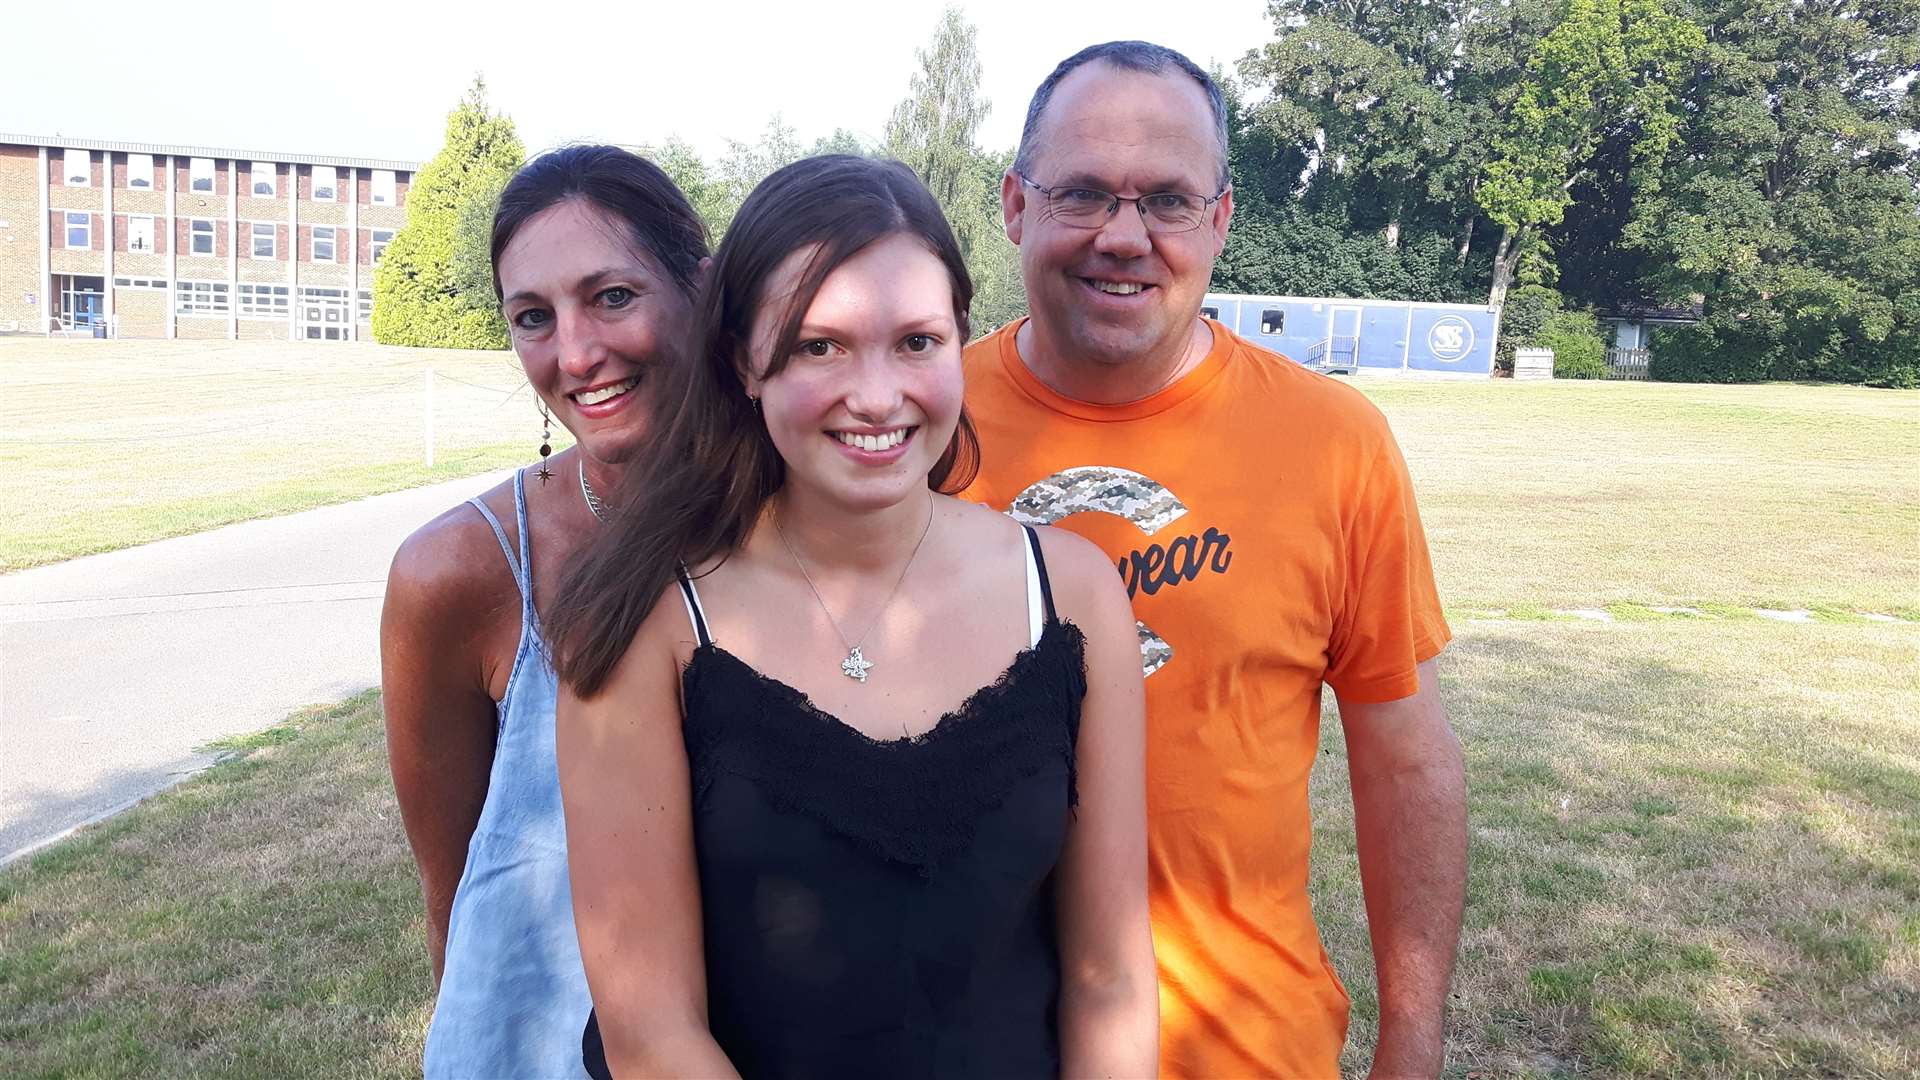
[0,691,432,1080]
[1310,622,1920,1079]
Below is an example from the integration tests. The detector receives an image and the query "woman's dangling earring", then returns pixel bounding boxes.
[537,402,554,484]
[748,394,761,416]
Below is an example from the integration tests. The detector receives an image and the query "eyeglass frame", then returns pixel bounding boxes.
[1015,171,1229,234]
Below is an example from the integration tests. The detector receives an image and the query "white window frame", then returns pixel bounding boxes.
[251,161,276,197]
[311,226,336,263]
[251,222,277,259]
[357,288,374,320]
[128,153,154,190]
[175,279,230,316]
[127,215,156,254]
[311,165,338,202]
[65,212,91,249]
[64,149,91,187]
[190,157,215,193]
[237,283,292,318]
[191,219,215,255]
[371,228,393,264]
[114,277,167,290]
[372,170,396,205]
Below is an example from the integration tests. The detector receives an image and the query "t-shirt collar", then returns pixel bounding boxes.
[997,316,1234,422]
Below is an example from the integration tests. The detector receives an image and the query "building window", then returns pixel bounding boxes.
[372,170,396,205]
[175,280,230,315]
[64,149,91,186]
[128,216,156,253]
[252,222,277,259]
[191,220,215,255]
[302,287,351,340]
[251,162,276,197]
[312,165,337,201]
[312,226,336,263]
[190,158,215,193]
[238,283,292,318]
[114,277,167,290]
[65,212,91,249]
[358,289,373,320]
[371,229,393,264]
[128,153,154,190]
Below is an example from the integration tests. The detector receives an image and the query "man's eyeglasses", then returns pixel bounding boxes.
[1016,172,1227,234]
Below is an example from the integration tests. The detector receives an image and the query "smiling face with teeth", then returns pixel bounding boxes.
[498,198,696,466]
[1004,61,1233,394]
[748,232,964,516]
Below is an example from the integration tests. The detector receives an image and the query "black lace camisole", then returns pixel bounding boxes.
[584,525,1086,1079]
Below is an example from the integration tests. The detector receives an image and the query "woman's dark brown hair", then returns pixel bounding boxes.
[547,154,981,697]
[489,144,709,302]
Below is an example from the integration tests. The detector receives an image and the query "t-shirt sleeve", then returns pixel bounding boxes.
[1323,422,1451,703]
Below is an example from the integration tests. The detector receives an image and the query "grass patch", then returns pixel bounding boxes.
[0,692,431,1078]
[1359,379,1920,614]
[0,339,571,570]
[1316,619,1920,1078]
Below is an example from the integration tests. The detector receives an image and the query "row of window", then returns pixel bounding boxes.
[64,212,391,262]
[61,150,398,204]
[164,280,373,320]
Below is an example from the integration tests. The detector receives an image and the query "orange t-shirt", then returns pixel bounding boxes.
[962,319,1450,1078]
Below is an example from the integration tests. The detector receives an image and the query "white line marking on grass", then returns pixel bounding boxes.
[1754,609,1814,623]
[1565,608,1615,622]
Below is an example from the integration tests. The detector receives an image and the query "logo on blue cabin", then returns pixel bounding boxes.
[1427,317,1474,362]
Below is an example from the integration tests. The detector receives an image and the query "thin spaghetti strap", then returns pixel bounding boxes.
[510,469,538,623]
[1022,525,1057,625]
[677,568,714,648]
[466,494,528,605]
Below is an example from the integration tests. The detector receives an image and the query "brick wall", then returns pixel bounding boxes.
[0,146,42,328]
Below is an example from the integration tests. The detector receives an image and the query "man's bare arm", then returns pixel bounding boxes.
[1337,658,1466,1079]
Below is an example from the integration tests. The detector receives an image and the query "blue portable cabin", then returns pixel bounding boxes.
[1201,293,1500,377]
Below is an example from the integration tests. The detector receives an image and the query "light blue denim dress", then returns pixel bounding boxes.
[422,468,591,1078]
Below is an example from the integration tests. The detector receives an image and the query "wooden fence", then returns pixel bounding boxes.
[1606,347,1651,380]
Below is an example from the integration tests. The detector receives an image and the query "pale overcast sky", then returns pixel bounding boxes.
[4,0,1274,164]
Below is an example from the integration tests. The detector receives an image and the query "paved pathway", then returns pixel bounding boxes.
[0,471,512,865]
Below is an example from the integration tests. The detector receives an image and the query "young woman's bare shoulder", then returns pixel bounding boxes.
[1028,524,1128,626]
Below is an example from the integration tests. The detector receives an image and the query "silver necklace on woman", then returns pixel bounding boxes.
[774,493,936,685]
[578,458,612,523]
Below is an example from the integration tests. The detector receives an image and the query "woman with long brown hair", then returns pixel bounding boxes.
[548,155,1157,1076]
[380,145,707,1077]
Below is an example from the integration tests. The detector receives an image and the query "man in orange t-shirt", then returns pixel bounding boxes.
[963,42,1467,1078]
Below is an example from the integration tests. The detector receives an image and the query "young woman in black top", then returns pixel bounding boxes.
[547,156,1155,1077]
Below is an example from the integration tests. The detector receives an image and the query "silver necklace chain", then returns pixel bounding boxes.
[774,493,936,684]
[578,458,612,523]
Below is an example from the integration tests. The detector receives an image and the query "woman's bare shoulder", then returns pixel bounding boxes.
[386,475,521,619]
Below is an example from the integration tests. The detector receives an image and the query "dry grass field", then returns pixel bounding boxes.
[3,338,565,572]
[2,371,1915,1078]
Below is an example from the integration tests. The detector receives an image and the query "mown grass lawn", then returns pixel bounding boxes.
[1,339,569,572]
[2,376,1915,1078]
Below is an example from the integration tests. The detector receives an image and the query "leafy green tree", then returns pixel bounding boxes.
[882,7,1016,336]
[1626,0,1920,386]
[809,128,872,157]
[373,77,525,348]
[1475,0,1704,306]
[707,116,803,240]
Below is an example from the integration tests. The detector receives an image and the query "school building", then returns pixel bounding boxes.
[0,134,416,341]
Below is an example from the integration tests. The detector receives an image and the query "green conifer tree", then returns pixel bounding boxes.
[372,77,525,349]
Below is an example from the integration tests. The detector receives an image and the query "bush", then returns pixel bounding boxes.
[1540,309,1609,379]
[1497,285,1562,372]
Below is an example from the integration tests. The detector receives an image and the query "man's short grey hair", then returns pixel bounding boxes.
[1013,40,1231,192]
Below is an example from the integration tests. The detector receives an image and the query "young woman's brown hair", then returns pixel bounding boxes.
[546,155,980,696]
